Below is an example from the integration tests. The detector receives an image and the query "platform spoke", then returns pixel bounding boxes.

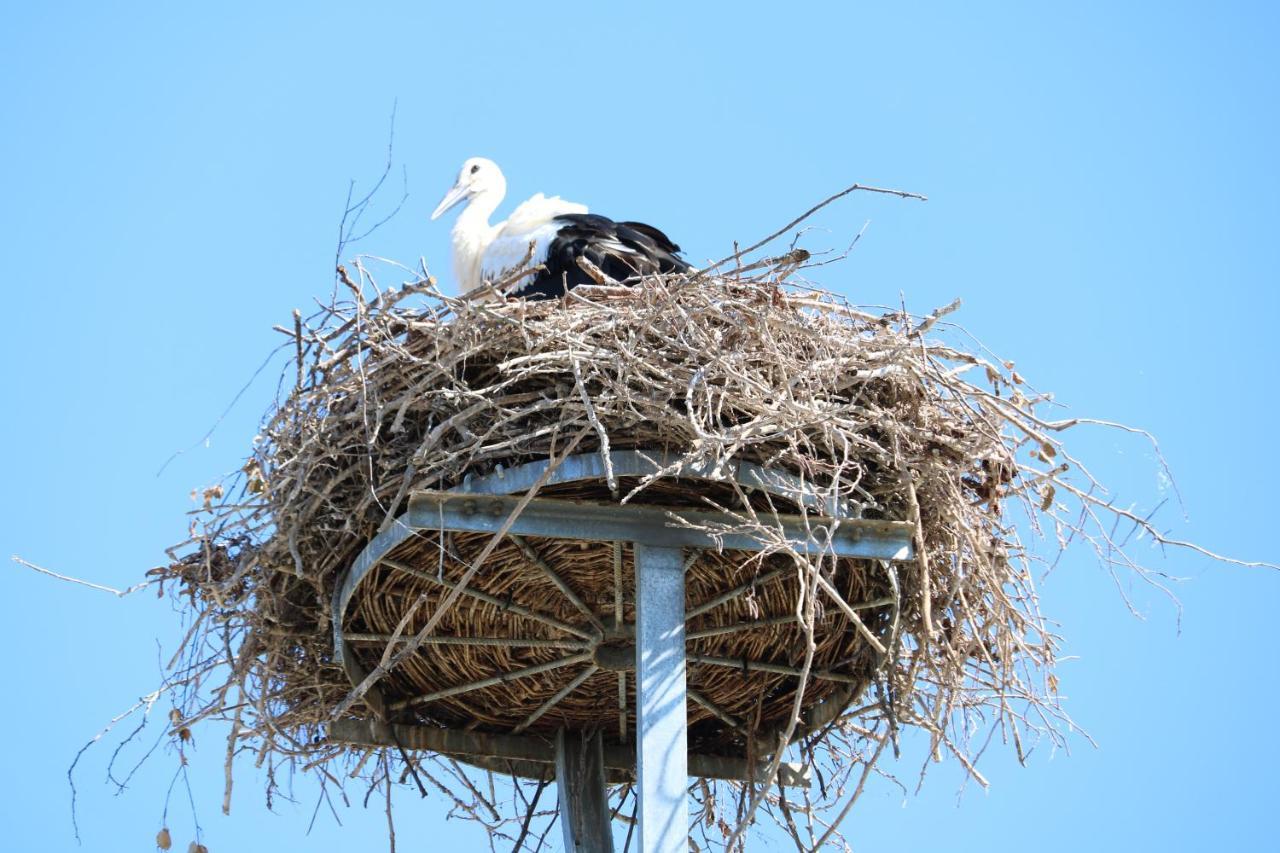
[687,653,861,684]
[814,573,889,657]
[382,557,594,640]
[343,633,589,650]
[508,534,604,634]
[391,652,594,711]
[685,565,787,620]
[617,671,627,743]
[511,665,599,734]
[612,542,623,625]
[687,614,799,640]
[688,688,748,735]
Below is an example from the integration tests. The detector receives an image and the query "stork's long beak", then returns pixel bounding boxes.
[431,182,469,220]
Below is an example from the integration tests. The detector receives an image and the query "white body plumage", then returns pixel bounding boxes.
[431,158,585,295]
[431,157,688,300]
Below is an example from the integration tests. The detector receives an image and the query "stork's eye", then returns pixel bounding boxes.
[470,164,480,174]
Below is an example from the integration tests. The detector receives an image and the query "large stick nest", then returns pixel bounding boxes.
[154,254,1161,848]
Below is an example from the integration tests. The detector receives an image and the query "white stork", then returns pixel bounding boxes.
[430,157,689,299]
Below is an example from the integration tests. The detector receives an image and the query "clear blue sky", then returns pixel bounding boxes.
[3,2,1278,851]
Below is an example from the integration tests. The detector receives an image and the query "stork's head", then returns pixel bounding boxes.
[431,157,506,220]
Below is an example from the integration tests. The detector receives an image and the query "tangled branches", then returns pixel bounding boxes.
[122,242,1238,852]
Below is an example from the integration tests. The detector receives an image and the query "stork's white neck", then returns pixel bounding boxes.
[449,188,505,294]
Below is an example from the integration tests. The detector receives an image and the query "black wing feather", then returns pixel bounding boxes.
[513,213,689,301]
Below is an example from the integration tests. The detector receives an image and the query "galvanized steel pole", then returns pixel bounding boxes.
[557,729,614,853]
[634,544,688,853]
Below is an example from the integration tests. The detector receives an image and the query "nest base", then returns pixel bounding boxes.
[333,450,914,765]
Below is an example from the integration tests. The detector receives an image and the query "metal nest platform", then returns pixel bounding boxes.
[146,276,1114,851]
[329,450,915,851]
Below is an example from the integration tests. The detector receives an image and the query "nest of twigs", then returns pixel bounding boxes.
[153,249,1182,849]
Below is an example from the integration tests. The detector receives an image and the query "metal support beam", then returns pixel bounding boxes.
[557,729,615,853]
[634,544,688,853]
[326,718,811,787]
[407,491,915,560]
